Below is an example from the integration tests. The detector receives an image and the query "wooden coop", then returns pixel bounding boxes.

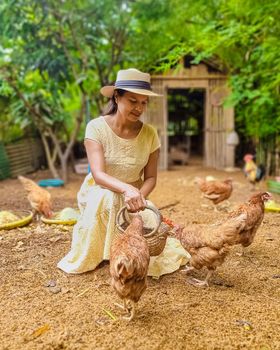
[143,57,235,170]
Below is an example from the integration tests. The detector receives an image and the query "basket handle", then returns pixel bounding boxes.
[116,205,162,238]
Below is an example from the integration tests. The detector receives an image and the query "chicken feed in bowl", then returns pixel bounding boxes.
[0,210,33,230]
[41,207,80,225]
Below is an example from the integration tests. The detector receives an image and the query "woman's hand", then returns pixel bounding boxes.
[122,185,147,212]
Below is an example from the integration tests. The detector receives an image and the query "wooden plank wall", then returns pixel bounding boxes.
[142,79,167,169]
[150,64,235,170]
[206,79,234,169]
[206,79,223,168]
[5,138,45,178]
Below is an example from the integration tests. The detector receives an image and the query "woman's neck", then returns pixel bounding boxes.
[104,113,142,139]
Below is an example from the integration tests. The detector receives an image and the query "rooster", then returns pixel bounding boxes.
[164,214,247,287]
[18,176,53,218]
[195,177,233,211]
[227,191,272,255]
[243,154,266,191]
[110,214,150,321]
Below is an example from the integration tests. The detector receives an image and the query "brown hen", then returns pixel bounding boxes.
[195,177,233,211]
[227,191,272,254]
[18,176,53,218]
[166,214,246,287]
[110,214,150,321]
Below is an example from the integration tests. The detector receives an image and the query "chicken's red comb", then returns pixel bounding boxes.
[162,217,175,228]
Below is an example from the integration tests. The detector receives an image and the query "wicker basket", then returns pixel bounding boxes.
[116,205,168,256]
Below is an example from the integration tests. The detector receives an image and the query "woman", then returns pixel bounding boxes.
[57,68,189,276]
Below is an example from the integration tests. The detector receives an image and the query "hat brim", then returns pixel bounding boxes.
[100,85,162,98]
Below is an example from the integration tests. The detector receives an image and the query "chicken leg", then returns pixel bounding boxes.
[236,246,247,257]
[180,266,195,274]
[122,301,135,322]
[213,204,219,212]
[115,299,136,321]
[114,299,128,312]
[187,270,213,287]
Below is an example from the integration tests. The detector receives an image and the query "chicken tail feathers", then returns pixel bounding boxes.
[18,175,39,192]
[256,164,266,182]
[114,257,134,284]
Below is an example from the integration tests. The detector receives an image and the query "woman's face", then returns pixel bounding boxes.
[116,91,148,121]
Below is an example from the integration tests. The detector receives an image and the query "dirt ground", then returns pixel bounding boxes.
[0,163,279,350]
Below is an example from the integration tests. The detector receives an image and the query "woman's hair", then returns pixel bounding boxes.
[102,89,127,115]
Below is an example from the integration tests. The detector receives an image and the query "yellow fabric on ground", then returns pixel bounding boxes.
[148,237,190,277]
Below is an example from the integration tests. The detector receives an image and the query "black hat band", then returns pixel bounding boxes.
[115,80,151,90]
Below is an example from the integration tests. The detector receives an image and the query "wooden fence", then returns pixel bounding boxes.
[0,143,11,180]
[1,138,45,179]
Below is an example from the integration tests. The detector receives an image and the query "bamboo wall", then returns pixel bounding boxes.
[4,138,45,178]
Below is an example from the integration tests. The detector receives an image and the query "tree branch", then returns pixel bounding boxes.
[63,93,86,162]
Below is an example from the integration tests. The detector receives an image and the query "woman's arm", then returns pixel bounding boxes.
[140,149,160,198]
[85,139,126,192]
[85,139,146,211]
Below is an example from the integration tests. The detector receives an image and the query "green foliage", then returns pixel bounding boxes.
[0,96,24,143]
[155,0,280,140]
[0,0,279,150]
[0,0,137,143]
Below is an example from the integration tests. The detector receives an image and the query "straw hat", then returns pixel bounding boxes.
[100,68,161,97]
